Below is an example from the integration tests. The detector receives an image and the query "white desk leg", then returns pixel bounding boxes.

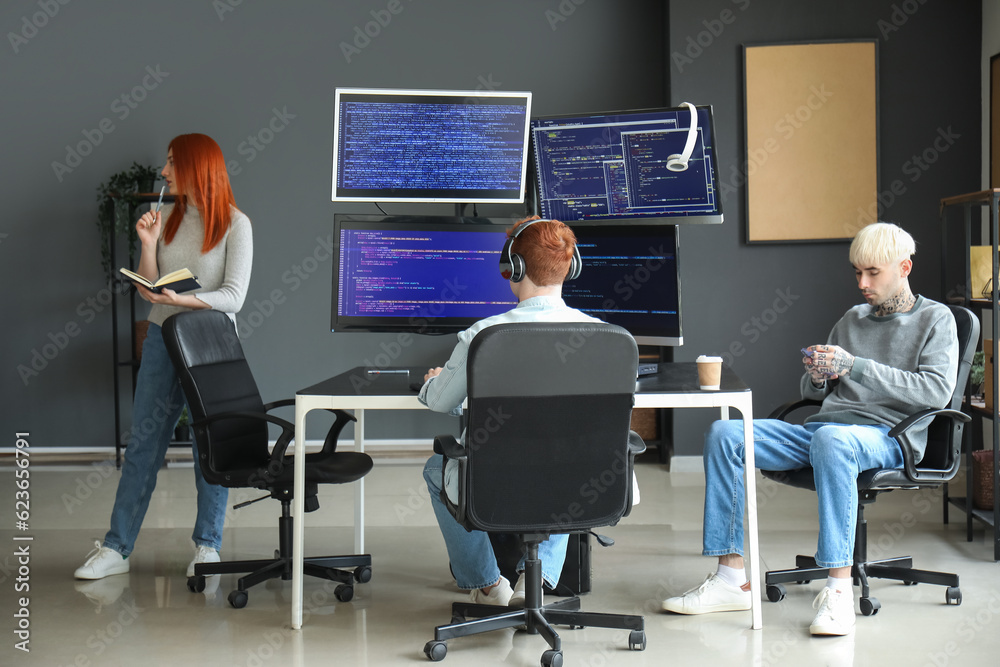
[354,409,365,555]
[740,401,762,630]
[292,400,308,630]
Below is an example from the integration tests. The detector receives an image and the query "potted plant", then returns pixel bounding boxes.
[971,350,985,398]
[95,162,160,283]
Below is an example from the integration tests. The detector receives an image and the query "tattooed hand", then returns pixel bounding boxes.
[806,344,855,380]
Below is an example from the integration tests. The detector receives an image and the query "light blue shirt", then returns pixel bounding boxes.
[418,295,602,415]
[418,294,603,501]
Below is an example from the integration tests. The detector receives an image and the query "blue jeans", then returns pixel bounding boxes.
[103,324,228,557]
[423,454,568,590]
[703,419,903,569]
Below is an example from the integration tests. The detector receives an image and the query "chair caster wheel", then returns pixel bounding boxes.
[903,580,917,586]
[228,590,248,609]
[628,629,646,651]
[946,587,962,605]
[766,584,786,602]
[860,596,880,616]
[424,640,447,661]
[354,565,372,584]
[541,649,563,667]
[187,575,205,593]
[335,584,354,602]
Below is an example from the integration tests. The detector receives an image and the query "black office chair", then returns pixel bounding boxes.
[423,323,647,666]
[162,310,374,609]
[763,304,977,616]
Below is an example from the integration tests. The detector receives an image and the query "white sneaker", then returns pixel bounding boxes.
[661,573,751,614]
[74,541,129,580]
[810,587,856,636]
[187,545,220,577]
[509,573,527,608]
[468,576,513,606]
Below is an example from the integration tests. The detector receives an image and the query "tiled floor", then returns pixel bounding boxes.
[2,454,999,666]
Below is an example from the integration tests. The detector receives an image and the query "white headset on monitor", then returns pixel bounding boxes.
[666,102,698,172]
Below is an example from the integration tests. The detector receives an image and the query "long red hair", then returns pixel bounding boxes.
[163,134,237,252]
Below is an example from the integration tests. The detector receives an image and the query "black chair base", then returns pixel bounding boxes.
[424,545,645,665]
[764,505,962,615]
[187,499,372,609]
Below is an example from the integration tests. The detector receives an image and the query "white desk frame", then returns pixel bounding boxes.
[291,367,760,631]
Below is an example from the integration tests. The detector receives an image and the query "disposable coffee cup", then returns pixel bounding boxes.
[696,355,723,390]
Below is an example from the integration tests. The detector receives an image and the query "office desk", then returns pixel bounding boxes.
[292,363,760,630]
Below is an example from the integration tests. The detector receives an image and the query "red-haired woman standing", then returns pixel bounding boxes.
[75,134,253,580]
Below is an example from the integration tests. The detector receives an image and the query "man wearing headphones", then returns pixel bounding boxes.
[419,215,601,608]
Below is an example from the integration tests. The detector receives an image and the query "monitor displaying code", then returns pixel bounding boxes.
[332,88,532,203]
[333,215,682,345]
[531,105,722,225]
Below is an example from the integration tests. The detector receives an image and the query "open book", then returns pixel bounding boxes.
[120,267,201,294]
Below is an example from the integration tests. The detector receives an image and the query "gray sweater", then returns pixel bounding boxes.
[801,295,958,463]
[147,203,253,327]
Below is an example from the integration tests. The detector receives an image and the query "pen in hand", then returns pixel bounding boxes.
[152,185,166,220]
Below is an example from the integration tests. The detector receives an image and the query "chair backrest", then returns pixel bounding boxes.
[918,305,978,472]
[459,322,639,534]
[161,311,270,479]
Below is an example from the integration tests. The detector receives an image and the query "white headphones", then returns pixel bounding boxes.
[666,102,698,172]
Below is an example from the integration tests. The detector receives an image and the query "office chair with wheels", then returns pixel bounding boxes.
[162,310,374,609]
[422,323,647,667]
[763,304,977,616]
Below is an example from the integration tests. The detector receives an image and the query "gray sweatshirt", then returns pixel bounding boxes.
[801,295,958,463]
[147,203,253,327]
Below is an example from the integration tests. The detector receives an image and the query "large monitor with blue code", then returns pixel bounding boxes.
[332,88,532,204]
[332,214,682,345]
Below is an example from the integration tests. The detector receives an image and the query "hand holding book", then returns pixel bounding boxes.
[120,267,201,294]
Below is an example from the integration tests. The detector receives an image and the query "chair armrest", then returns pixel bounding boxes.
[263,398,296,411]
[767,399,823,421]
[627,430,646,456]
[191,411,296,485]
[260,400,356,456]
[888,407,970,482]
[433,434,467,460]
[622,430,646,518]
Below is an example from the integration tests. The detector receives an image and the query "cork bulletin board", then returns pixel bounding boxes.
[743,40,878,243]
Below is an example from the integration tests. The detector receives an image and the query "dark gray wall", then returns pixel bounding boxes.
[0,0,667,445]
[668,0,981,454]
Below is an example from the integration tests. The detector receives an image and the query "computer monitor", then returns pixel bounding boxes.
[332,214,683,345]
[530,104,722,225]
[331,88,533,204]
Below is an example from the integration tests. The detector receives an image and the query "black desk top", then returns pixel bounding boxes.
[635,362,749,394]
[299,363,748,398]
[299,366,426,397]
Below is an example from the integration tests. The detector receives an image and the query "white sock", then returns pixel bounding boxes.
[715,563,746,588]
[826,576,852,594]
